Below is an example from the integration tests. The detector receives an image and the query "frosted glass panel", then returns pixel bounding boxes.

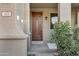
[50,13,58,29]
[51,16,58,24]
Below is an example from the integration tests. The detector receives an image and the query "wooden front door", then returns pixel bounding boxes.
[32,12,43,41]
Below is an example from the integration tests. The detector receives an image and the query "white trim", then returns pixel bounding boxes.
[32,41,43,44]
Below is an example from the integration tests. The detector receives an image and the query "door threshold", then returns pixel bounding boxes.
[32,41,43,44]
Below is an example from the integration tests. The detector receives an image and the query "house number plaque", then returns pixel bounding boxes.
[1,12,11,16]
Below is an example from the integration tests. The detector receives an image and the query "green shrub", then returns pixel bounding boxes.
[51,21,79,56]
[72,26,79,40]
[70,41,79,55]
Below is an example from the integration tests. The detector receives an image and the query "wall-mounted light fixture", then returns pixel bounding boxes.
[17,16,19,20]
[21,19,23,23]
[45,16,48,20]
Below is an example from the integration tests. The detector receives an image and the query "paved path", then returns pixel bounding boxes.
[27,42,58,56]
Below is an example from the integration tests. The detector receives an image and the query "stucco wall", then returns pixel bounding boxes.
[24,4,31,50]
[71,8,79,40]
[71,8,79,27]
[77,8,79,27]
[0,3,27,56]
[16,4,25,32]
[0,39,27,56]
[16,3,31,51]
[71,8,77,27]
[31,7,58,42]
[58,3,71,25]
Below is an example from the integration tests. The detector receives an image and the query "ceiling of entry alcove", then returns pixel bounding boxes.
[72,3,79,7]
[30,3,58,8]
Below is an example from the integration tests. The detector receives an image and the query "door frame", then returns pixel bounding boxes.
[31,12,43,41]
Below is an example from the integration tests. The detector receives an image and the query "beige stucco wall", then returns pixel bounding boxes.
[31,7,58,42]
[16,4,25,32]
[77,8,79,27]
[71,8,77,27]
[24,4,31,50]
[0,3,27,56]
[71,8,79,27]
[58,3,71,25]
[0,39,27,56]
[71,8,79,40]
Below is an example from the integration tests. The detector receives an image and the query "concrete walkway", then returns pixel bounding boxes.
[27,41,58,56]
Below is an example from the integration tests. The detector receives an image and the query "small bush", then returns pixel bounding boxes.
[51,21,79,56]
